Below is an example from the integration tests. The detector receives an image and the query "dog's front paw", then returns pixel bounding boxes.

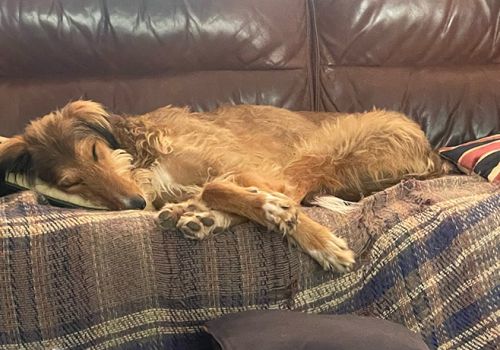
[307,234,355,272]
[261,192,298,234]
[158,200,231,240]
[177,210,229,240]
[158,202,190,229]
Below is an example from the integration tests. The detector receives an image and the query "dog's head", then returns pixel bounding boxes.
[0,100,147,210]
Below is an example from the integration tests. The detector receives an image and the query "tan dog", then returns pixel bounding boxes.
[0,101,446,271]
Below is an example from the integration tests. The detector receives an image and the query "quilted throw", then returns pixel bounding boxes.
[0,176,498,350]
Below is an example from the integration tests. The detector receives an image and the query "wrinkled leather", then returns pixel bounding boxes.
[0,0,309,75]
[314,0,500,146]
[0,0,313,135]
[316,0,500,67]
[0,0,498,147]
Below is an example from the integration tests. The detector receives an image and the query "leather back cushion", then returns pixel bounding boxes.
[314,0,500,147]
[0,0,312,136]
[0,0,498,148]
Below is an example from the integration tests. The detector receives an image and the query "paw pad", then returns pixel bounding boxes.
[186,221,201,231]
[200,217,215,226]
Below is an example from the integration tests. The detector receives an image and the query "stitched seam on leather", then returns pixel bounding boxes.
[304,0,315,111]
[307,0,320,112]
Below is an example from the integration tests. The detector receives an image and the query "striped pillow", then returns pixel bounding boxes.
[439,134,500,183]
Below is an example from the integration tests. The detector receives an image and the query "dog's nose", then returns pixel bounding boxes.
[123,195,147,210]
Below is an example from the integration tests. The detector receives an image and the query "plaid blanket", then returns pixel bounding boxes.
[0,176,498,349]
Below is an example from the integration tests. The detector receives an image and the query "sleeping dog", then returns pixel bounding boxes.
[0,101,447,271]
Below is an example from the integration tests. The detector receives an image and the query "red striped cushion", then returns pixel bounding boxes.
[439,134,500,183]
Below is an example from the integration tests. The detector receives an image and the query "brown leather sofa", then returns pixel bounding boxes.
[0,1,499,349]
[1,0,498,146]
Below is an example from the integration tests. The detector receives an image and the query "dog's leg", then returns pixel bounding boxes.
[201,181,355,271]
[292,212,354,271]
[158,199,246,240]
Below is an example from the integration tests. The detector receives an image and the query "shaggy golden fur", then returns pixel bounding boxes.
[0,101,447,271]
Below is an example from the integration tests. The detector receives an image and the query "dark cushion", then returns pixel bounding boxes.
[204,310,430,350]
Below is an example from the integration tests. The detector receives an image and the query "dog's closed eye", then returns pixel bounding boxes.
[59,178,83,189]
[92,143,98,162]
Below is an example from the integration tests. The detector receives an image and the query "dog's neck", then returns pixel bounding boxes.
[107,113,162,169]
[107,112,202,206]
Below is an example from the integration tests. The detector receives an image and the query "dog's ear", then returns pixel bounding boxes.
[61,100,109,126]
[0,136,36,185]
[63,100,121,149]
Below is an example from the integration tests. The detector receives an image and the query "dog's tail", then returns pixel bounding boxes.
[311,195,359,214]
